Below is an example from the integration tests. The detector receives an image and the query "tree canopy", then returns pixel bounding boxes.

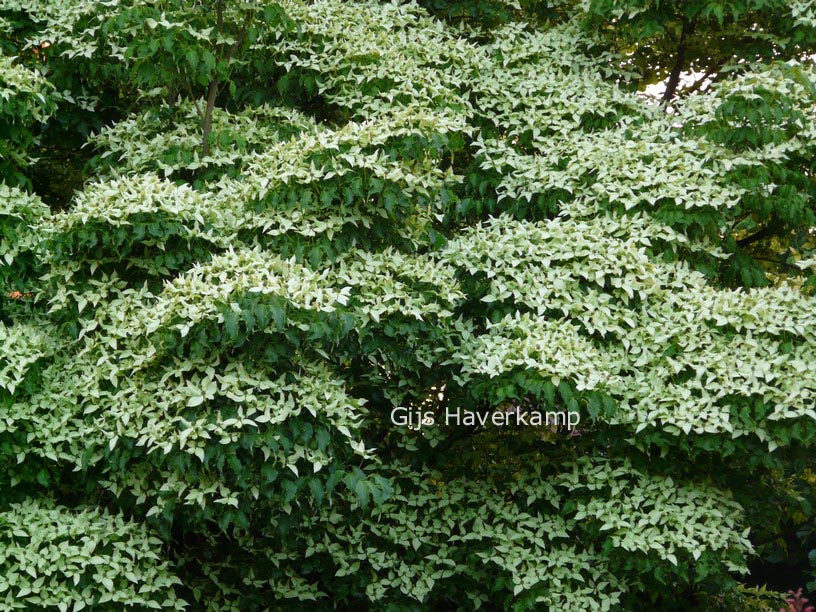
[1,0,815,610]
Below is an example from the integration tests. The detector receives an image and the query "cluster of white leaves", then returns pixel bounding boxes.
[469,22,643,139]
[89,102,317,176]
[8,296,372,513]
[232,109,464,201]
[556,458,751,571]
[22,0,209,60]
[65,101,465,257]
[294,458,750,608]
[1,186,51,266]
[791,0,816,28]
[272,0,474,117]
[333,248,464,324]
[0,500,184,610]
[0,322,55,396]
[444,214,816,439]
[0,56,51,110]
[53,174,209,229]
[477,124,748,212]
[0,55,56,166]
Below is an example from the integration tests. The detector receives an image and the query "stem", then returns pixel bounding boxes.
[201,78,219,156]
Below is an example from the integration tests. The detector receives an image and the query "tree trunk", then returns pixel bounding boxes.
[662,18,691,104]
[200,0,253,156]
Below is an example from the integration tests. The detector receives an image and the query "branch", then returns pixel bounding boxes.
[682,55,732,96]
[753,512,816,547]
[752,255,800,272]
[737,222,782,248]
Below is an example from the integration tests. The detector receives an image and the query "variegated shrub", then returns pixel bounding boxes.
[1,0,815,609]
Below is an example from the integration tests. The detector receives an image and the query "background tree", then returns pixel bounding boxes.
[575,0,816,102]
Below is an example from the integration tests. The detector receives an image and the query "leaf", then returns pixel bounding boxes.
[354,480,370,509]
[186,49,198,70]
[187,394,204,407]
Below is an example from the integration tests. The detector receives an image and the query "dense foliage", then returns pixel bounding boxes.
[1,0,815,609]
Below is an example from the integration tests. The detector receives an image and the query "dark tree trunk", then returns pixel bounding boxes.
[662,18,691,104]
